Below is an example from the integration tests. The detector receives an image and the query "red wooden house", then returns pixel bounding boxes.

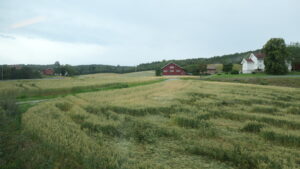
[161,63,186,76]
[42,68,54,75]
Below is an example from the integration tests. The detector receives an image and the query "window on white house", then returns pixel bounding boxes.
[170,66,174,69]
[163,70,168,72]
[176,70,181,72]
[170,70,174,72]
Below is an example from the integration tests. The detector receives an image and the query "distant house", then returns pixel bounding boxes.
[161,63,186,76]
[206,65,217,74]
[42,68,54,75]
[241,53,292,74]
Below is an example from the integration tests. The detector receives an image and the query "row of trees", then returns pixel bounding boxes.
[0,66,41,80]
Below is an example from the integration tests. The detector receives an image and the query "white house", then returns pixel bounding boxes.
[241,53,292,74]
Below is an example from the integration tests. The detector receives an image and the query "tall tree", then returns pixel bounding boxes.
[223,63,233,73]
[199,64,207,75]
[263,38,288,75]
[54,61,61,74]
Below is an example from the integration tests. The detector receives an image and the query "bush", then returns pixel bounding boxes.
[230,70,239,74]
[155,69,161,76]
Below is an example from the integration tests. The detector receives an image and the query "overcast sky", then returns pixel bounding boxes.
[0,0,299,66]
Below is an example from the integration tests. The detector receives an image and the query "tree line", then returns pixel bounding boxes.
[0,66,41,80]
[1,39,300,80]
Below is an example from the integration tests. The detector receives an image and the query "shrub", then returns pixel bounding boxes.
[155,69,161,76]
[241,122,264,133]
[230,70,239,74]
[55,102,72,112]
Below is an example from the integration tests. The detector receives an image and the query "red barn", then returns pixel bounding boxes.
[161,63,186,76]
[42,68,54,75]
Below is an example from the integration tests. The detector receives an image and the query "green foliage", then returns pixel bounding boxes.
[183,64,200,75]
[199,64,207,75]
[263,38,289,75]
[287,42,300,64]
[223,63,233,73]
[230,70,239,74]
[155,69,161,76]
[0,65,41,80]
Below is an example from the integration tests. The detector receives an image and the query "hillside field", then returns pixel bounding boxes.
[1,72,300,169]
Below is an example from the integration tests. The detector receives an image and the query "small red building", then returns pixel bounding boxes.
[161,63,186,76]
[42,68,54,75]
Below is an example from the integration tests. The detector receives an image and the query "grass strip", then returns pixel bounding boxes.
[17,79,165,103]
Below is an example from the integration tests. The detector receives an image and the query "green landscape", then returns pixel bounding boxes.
[1,71,300,169]
[1,1,300,169]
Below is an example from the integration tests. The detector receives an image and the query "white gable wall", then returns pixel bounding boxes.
[241,53,292,74]
[241,59,255,73]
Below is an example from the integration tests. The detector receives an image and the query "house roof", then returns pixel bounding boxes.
[245,58,254,63]
[161,62,184,70]
[254,53,265,59]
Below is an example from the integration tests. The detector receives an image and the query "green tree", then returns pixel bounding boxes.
[54,61,61,74]
[155,69,161,76]
[287,42,300,69]
[263,38,288,75]
[199,64,207,75]
[223,63,233,73]
[61,65,76,76]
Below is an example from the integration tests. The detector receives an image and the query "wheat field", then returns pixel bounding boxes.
[20,75,300,169]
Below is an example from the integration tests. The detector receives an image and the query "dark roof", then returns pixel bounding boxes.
[246,58,254,63]
[254,53,265,59]
[161,62,184,69]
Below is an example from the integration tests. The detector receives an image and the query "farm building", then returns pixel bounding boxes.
[206,65,217,74]
[241,53,292,74]
[161,63,186,75]
[42,68,54,75]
